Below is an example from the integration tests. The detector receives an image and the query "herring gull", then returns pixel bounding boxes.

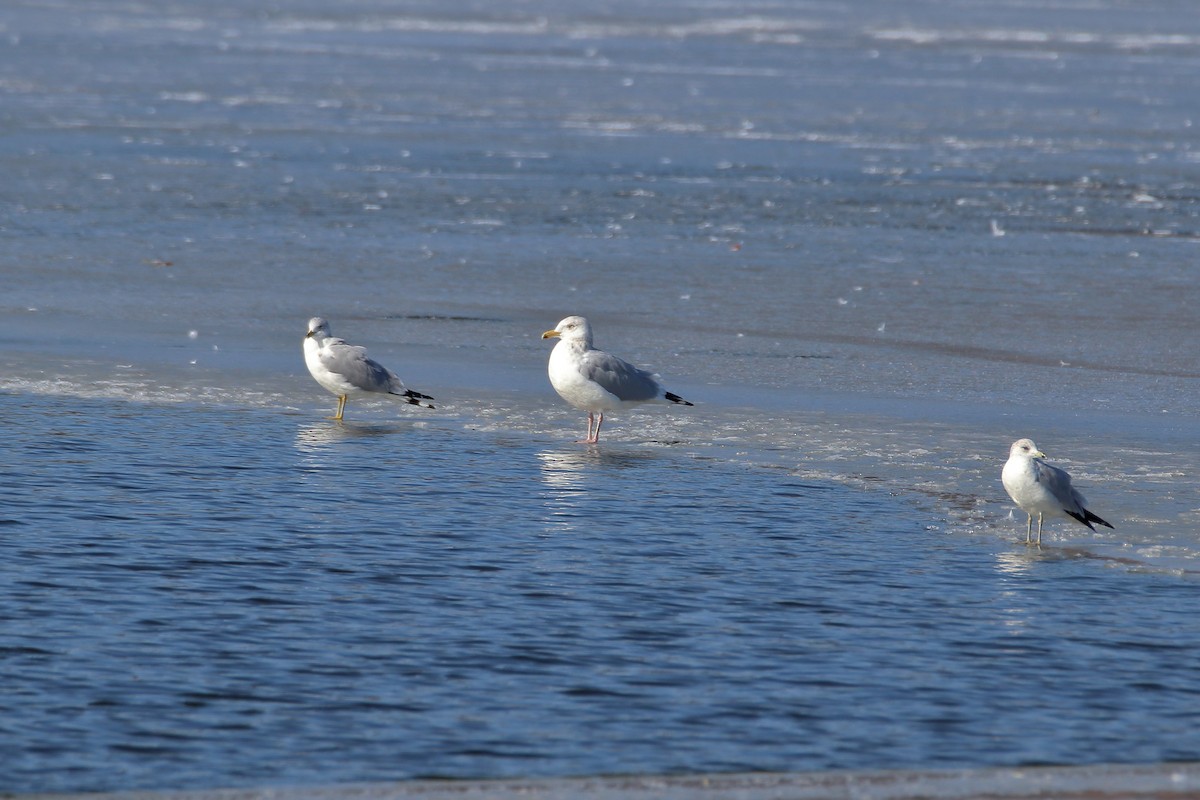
[541,315,692,444]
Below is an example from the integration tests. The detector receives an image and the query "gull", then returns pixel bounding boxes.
[1001,438,1113,545]
[303,317,434,421]
[541,315,693,444]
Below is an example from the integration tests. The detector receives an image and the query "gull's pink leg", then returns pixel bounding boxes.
[577,412,595,444]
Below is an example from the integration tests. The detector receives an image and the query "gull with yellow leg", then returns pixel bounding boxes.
[303,317,434,421]
[1002,437,1113,545]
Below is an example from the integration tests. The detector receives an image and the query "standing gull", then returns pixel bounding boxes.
[303,317,434,421]
[1001,438,1113,545]
[541,315,693,444]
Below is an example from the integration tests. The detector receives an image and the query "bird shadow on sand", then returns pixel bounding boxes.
[1002,539,1200,575]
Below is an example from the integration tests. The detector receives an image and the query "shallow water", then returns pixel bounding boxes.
[2,0,1200,793]
[4,396,1200,792]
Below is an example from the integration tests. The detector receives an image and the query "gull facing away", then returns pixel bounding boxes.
[303,317,434,421]
[541,315,693,444]
[1001,438,1113,545]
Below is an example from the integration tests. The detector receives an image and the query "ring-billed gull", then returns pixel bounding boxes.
[303,317,434,421]
[1001,438,1113,545]
[541,315,693,444]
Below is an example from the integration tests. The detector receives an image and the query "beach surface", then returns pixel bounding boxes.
[23,763,1200,800]
[3,0,1199,794]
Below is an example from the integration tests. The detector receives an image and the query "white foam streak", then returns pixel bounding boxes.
[870,26,1200,50]
[261,14,821,44]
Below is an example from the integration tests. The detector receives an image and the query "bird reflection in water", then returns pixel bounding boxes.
[992,550,1038,636]
[535,447,657,534]
[294,420,421,452]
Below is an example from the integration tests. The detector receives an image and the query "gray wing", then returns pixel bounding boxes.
[320,340,399,393]
[1033,459,1085,514]
[1034,457,1113,529]
[580,349,660,402]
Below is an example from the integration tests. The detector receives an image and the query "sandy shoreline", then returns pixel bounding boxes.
[18,763,1200,800]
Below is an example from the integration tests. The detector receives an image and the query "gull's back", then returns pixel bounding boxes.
[580,349,660,405]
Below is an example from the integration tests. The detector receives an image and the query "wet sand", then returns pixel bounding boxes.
[5,0,1200,791]
[22,763,1200,800]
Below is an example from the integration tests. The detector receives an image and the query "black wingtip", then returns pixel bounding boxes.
[1065,510,1096,530]
[398,389,435,409]
[1066,509,1114,531]
[664,391,694,407]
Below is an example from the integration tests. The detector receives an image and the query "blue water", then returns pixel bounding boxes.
[3,396,1198,792]
[3,0,1200,793]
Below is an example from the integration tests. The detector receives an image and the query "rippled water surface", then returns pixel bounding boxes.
[3,0,1200,793]
[4,396,1199,792]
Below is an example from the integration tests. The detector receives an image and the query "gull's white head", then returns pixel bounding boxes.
[541,315,592,346]
[1009,438,1046,460]
[306,317,332,340]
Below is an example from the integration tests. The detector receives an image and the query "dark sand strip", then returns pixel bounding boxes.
[21,763,1200,800]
